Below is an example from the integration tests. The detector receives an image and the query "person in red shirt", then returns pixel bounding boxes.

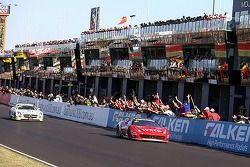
[154,93,161,105]
[203,107,212,120]
[210,108,221,121]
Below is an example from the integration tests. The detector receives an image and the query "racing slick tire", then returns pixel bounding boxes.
[116,125,122,138]
[127,128,132,139]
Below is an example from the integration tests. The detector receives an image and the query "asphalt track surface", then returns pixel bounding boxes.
[0,104,249,167]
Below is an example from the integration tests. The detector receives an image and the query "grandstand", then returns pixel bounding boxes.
[0,10,250,121]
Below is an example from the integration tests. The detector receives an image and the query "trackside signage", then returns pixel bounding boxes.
[107,109,147,128]
[204,123,250,142]
[62,105,109,127]
[151,114,194,142]
[10,96,109,128]
[38,99,65,117]
[200,122,250,153]
[3,95,250,155]
[9,95,39,106]
[38,100,109,127]
[9,95,19,106]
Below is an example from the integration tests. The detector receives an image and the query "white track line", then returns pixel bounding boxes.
[0,144,57,167]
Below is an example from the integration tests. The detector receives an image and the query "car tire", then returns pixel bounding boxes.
[9,111,12,119]
[127,128,132,139]
[116,126,122,138]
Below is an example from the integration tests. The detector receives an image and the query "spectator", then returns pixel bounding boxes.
[172,96,185,115]
[210,108,221,121]
[183,94,191,113]
[203,107,212,120]
[54,94,63,102]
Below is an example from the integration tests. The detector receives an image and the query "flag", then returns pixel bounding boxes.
[118,16,127,25]
[90,7,100,31]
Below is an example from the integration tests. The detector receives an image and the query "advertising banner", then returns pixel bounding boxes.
[16,96,39,106]
[90,7,100,31]
[37,99,66,118]
[63,105,110,127]
[9,95,38,106]
[107,109,147,128]
[152,114,250,155]
[195,121,250,154]
[9,95,19,106]
[150,114,196,143]
[0,4,10,16]
[0,16,6,52]
[233,0,250,23]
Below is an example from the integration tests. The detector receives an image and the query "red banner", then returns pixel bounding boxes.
[238,42,250,57]
[166,45,183,58]
[215,43,227,58]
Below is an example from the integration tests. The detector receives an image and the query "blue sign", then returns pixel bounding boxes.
[107,109,147,128]
[151,114,250,155]
[107,109,250,155]
[195,121,250,154]
[150,114,197,143]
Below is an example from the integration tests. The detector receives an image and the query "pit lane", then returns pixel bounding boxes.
[0,104,249,167]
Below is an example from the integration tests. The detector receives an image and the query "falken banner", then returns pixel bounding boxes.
[90,7,100,31]
[151,113,250,155]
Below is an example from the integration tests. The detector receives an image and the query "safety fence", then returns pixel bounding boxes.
[2,94,250,155]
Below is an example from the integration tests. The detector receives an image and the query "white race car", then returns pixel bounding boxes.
[9,103,44,121]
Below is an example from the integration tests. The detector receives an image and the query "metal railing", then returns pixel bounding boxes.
[81,18,228,42]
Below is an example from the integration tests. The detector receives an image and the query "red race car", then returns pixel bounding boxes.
[116,118,170,143]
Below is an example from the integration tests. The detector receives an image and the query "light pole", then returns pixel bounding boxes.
[8,3,18,88]
[212,0,215,15]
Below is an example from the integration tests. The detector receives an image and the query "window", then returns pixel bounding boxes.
[132,120,160,127]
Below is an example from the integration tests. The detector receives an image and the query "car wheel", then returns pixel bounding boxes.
[127,128,132,139]
[116,126,122,138]
[9,111,12,119]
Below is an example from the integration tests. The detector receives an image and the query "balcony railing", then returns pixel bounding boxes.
[81,18,228,42]
[15,43,76,52]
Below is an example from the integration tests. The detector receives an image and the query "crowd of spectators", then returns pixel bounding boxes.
[0,86,227,122]
[81,12,228,36]
[1,50,14,55]
[0,86,45,99]
[15,38,78,48]
[81,25,133,35]
[140,13,228,27]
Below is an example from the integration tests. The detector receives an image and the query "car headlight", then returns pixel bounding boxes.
[163,130,167,134]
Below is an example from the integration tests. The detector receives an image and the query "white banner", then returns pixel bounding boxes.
[37,99,66,118]
[9,95,19,106]
[62,105,109,127]
[13,95,110,127]
[17,96,39,106]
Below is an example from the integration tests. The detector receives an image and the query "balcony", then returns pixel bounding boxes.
[81,18,228,42]
[15,43,76,52]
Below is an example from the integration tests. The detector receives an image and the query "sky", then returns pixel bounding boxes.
[4,0,233,50]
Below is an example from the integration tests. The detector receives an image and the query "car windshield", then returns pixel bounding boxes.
[17,105,35,110]
[132,120,160,127]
